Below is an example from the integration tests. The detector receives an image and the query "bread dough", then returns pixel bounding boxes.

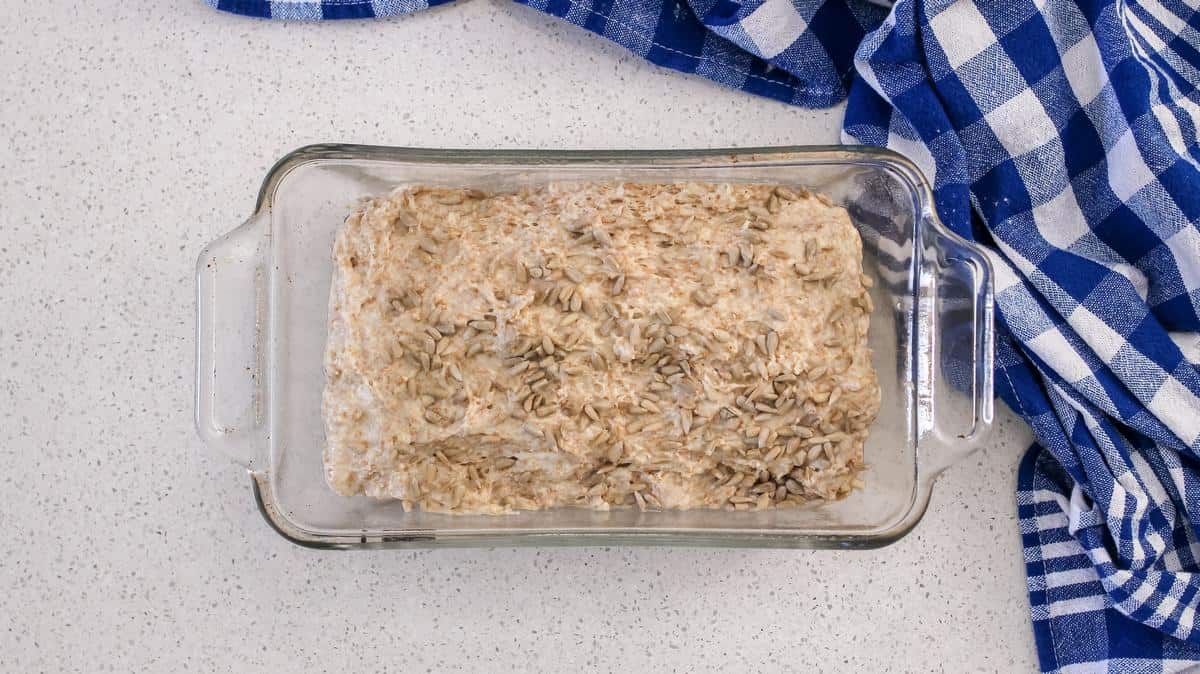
[323,182,879,513]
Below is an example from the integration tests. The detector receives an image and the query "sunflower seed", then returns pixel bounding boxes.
[739,243,754,267]
[754,334,768,356]
[633,490,647,511]
[691,288,715,307]
[588,352,607,370]
[774,186,799,200]
[558,284,575,304]
[786,438,810,461]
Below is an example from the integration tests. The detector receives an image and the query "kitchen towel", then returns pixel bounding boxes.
[843,4,1200,673]
[210,0,884,107]
[209,0,1200,671]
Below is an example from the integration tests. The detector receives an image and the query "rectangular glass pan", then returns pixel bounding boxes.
[196,145,994,549]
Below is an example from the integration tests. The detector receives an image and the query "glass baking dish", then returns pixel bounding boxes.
[195,145,994,549]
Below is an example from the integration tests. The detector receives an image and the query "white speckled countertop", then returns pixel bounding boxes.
[0,1,1037,671]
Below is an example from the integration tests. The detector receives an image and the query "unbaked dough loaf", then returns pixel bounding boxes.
[323,182,879,513]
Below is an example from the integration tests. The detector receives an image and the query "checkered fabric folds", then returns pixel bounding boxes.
[210,0,885,107]
[844,2,1200,671]
[210,0,1200,670]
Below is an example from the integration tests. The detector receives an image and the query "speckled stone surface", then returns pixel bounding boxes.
[0,1,1038,671]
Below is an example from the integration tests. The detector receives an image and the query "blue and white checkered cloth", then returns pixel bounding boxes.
[210,0,1200,670]
[844,3,1200,671]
